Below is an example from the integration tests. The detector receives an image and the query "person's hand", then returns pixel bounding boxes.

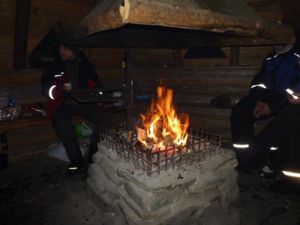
[260,102,271,117]
[253,102,263,119]
[253,101,271,119]
[288,93,300,104]
[63,83,72,91]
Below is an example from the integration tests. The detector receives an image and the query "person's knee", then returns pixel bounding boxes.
[231,98,255,120]
[53,115,68,128]
[230,103,244,122]
[53,109,70,122]
[52,113,73,133]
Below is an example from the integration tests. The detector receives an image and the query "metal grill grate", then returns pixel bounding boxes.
[100,125,222,176]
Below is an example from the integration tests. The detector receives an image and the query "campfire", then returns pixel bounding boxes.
[136,86,189,151]
[97,86,223,177]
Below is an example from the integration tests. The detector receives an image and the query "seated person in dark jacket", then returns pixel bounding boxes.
[231,32,300,169]
[238,92,300,179]
[41,45,111,172]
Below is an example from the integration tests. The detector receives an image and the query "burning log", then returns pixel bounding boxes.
[136,86,189,152]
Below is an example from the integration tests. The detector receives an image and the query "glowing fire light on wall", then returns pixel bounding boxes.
[137,86,190,151]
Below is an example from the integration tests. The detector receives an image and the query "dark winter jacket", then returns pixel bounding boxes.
[41,51,102,118]
[249,48,300,113]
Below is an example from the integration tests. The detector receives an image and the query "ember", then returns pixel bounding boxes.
[137,86,189,151]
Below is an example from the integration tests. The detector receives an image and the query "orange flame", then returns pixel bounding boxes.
[137,86,189,150]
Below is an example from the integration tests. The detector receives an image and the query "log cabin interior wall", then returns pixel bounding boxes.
[0,0,298,154]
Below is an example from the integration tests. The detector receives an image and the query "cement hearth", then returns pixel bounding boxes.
[87,144,240,225]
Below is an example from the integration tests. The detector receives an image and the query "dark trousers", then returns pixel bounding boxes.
[233,100,300,170]
[52,101,111,165]
[230,95,271,145]
[230,95,272,169]
[254,105,300,170]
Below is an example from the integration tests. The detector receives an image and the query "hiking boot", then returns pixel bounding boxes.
[67,162,87,176]
[259,165,278,179]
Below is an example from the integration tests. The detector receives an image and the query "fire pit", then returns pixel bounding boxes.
[87,86,239,225]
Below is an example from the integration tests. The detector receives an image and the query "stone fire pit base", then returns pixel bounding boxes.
[87,144,240,225]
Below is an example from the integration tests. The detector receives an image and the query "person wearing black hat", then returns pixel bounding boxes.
[41,45,111,173]
[231,30,300,172]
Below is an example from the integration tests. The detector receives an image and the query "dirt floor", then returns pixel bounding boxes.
[1,152,300,225]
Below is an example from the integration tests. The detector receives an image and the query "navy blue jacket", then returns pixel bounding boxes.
[250,48,300,113]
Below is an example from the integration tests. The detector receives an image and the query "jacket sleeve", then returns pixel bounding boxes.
[253,56,289,113]
[41,65,55,99]
[262,90,289,114]
[248,59,269,101]
[291,58,300,92]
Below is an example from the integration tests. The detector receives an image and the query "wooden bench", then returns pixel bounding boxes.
[0,116,51,132]
[0,105,126,151]
[0,116,52,150]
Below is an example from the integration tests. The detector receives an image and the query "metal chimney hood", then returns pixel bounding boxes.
[58,0,293,48]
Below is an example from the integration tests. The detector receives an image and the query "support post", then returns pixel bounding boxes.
[125,49,135,130]
[230,47,240,66]
[172,49,184,67]
[13,0,31,71]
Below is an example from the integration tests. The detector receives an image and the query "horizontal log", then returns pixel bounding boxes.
[174,93,241,105]
[135,85,248,96]
[182,59,229,67]
[0,68,124,84]
[0,70,41,85]
[136,76,253,86]
[136,73,255,81]
[96,68,124,79]
[178,103,231,117]
[6,124,56,147]
[0,84,44,104]
[0,117,50,132]
[131,66,259,77]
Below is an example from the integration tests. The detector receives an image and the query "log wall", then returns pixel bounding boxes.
[280,0,300,30]
[0,0,96,69]
[1,0,299,155]
[0,0,17,69]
